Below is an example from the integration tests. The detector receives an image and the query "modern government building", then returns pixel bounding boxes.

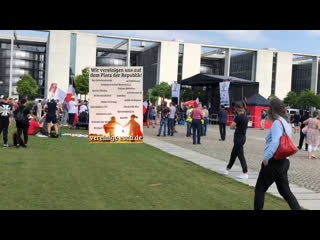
[0,30,319,101]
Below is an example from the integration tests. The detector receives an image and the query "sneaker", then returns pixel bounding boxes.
[3,143,9,148]
[237,173,248,179]
[156,134,160,137]
[220,168,229,175]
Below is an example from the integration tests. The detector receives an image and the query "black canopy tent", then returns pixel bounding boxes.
[179,73,259,113]
[246,93,269,107]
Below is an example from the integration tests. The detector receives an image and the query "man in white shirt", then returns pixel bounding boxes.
[67,96,77,129]
[168,102,176,136]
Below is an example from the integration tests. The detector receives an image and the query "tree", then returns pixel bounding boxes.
[283,91,298,107]
[74,67,89,98]
[16,74,39,98]
[297,89,318,109]
[151,82,172,100]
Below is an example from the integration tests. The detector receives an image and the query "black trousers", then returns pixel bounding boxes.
[168,118,175,136]
[298,130,308,150]
[192,119,202,144]
[17,126,29,145]
[219,123,226,140]
[227,135,248,173]
[0,118,9,144]
[254,158,300,210]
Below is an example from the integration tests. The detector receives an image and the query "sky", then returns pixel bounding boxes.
[1,30,320,55]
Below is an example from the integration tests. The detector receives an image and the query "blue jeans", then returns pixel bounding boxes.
[202,117,208,136]
[168,118,175,136]
[158,118,168,136]
[186,121,192,136]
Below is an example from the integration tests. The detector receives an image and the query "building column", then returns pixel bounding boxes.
[224,48,231,76]
[311,56,319,94]
[127,39,131,66]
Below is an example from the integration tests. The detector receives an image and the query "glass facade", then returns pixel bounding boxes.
[230,52,255,81]
[0,40,46,97]
[271,52,278,96]
[69,33,77,84]
[96,43,159,95]
[291,62,312,96]
[177,44,184,82]
[200,58,224,75]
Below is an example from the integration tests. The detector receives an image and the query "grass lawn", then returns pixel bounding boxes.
[0,125,290,210]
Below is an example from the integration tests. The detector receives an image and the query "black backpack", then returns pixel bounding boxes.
[15,108,26,124]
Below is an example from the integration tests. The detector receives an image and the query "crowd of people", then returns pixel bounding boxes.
[152,97,306,210]
[0,95,89,148]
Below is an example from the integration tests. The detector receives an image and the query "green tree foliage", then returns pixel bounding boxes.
[16,74,39,97]
[297,89,318,109]
[74,67,89,95]
[181,88,193,102]
[283,91,298,107]
[151,82,172,99]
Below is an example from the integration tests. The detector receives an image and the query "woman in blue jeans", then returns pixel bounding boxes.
[254,97,300,210]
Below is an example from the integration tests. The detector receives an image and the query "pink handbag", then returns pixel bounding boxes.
[302,125,308,135]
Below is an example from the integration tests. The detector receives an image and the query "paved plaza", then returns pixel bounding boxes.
[144,123,320,210]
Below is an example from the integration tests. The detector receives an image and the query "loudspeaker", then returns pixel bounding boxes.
[171,97,178,105]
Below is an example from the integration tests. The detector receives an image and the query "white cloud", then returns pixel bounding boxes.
[83,30,216,44]
[211,30,268,43]
[308,30,320,36]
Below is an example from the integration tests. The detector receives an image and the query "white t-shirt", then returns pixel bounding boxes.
[168,106,176,119]
[68,101,77,114]
[80,105,88,113]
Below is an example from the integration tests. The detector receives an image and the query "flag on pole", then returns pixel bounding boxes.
[143,101,149,126]
[65,78,78,125]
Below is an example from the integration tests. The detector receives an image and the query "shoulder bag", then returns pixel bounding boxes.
[273,119,298,160]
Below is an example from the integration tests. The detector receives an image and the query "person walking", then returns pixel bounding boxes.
[297,110,309,151]
[149,106,156,128]
[261,109,267,130]
[186,105,193,137]
[202,105,209,136]
[190,103,204,145]
[67,96,77,129]
[254,97,300,210]
[293,111,301,134]
[61,98,69,126]
[218,105,228,141]
[0,96,13,147]
[168,102,176,136]
[221,102,249,179]
[14,98,31,148]
[303,111,320,159]
[157,102,170,137]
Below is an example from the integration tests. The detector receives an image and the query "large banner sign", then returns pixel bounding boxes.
[219,81,230,108]
[89,66,143,143]
[171,82,181,105]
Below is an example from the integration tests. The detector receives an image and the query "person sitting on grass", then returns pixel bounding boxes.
[28,115,49,136]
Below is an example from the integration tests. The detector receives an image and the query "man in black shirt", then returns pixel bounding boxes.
[218,105,228,141]
[0,96,13,147]
[221,102,249,179]
[297,110,309,151]
[43,98,59,137]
